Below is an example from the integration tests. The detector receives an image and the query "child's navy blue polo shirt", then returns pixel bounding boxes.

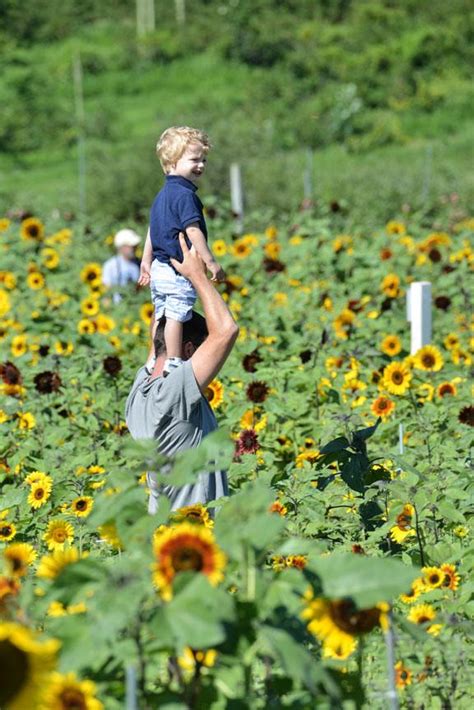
[150,175,208,265]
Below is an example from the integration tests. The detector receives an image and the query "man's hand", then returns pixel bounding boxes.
[207,261,226,282]
[170,232,206,281]
[138,263,151,287]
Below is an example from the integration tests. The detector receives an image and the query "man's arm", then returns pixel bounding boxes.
[138,227,152,286]
[170,233,238,390]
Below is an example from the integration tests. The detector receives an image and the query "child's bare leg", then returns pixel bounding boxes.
[164,318,183,359]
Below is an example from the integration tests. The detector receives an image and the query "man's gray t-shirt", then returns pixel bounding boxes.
[125,360,228,512]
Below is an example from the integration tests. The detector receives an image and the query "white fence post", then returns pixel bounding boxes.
[125,665,138,710]
[73,53,86,220]
[407,282,432,354]
[230,163,244,235]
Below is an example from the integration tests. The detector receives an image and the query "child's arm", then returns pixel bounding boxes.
[138,227,152,286]
[186,224,226,282]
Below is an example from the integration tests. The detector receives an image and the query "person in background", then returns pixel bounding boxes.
[102,229,141,300]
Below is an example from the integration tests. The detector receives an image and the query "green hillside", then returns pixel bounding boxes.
[1,0,473,227]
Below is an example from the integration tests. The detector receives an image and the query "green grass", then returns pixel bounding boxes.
[1,40,473,229]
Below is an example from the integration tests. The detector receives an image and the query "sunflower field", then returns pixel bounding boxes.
[0,205,473,709]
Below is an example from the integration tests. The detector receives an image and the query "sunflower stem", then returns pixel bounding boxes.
[413,504,426,567]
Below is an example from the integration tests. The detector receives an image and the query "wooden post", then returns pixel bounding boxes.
[303,147,313,201]
[175,0,186,25]
[145,0,155,33]
[407,282,431,354]
[136,0,146,38]
[73,53,86,219]
[230,163,244,235]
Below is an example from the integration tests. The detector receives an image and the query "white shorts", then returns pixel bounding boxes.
[150,260,196,323]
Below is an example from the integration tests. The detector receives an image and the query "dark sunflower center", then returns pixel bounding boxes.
[11,557,24,572]
[392,372,403,384]
[442,573,451,587]
[60,688,87,709]
[422,355,435,367]
[0,525,12,537]
[400,670,408,680]
[76,500,87,511]
[428,574,440,584]
[54,531,66,542]
[86,272,96,281]
[417,615,430,624]
[34,489,44,499]
[172,548,203,572]
[28,226,39,237]
[0,640,29,706]
[377,399,389,410]
[329,600,381,635]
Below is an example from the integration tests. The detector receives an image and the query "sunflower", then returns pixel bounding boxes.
[0,576,20,611]
[26,272,46,290]
[28,480,52,510]
[34,370,62,394]
[4,543,37,577]
[171,504,214,529]
[80,263,102,288]
[0,521,16,542]
[95,314,115,334]
[380,335,402,356]
[382,361,411,395]
[0,290,12,318]
[407,603,436,626]
[17,412,36,430]
[231,239,252,259]
[97,523,123,550]
[139,302,154,325]
[152,522,226,601]
[0,622,59,710]
[0,218,11,231]
[394,661,412,689]
[39,671,103,710]
[0,271,17,289]
[399,578,424,604]
[11,335,28,357]
[295,449,320,468]
[440,563,460,591]
[269,500,287,516]
[25,471,51,486]
[177,647,217,672]
[77,319,96,335]
[41,247,60,270]
[246,380,269,403]
[301,590,388,659]
[390,504,416,544]
[386,221,406,235]
[205,379,224,409]
[211,239,227,257]
[235,428,260,456]
[70,496,94,517]
[413,345,444,372]
[37,548,80,580]
[273,291,288,306]
[264,241,281,260]
[20,217,45,242]
[443,333,460,350]
[81,297,99,317]
[43,520,75,551]
[240,408,267,432]
[436,381,457,398]
[421,566,444,591]
[381,273,400,298]
[371,395,395,420]
[54,341,74,356]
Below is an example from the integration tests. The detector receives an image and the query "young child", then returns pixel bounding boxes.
[138,126,225,375]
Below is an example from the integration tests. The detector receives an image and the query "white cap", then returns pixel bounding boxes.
[114,229,141,248]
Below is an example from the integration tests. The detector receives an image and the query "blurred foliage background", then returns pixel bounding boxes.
[0,0,473,227]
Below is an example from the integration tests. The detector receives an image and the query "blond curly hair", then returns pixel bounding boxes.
[156,126,211,173]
